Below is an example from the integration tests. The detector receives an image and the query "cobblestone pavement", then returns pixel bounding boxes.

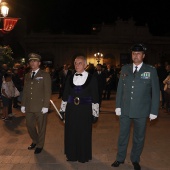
[0,93,170,170]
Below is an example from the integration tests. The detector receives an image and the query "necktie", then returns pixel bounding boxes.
[133,66,138,77]
[31,72,35,79]
[75,73,82,76]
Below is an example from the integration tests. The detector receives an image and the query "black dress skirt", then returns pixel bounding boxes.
[62,74,99,163]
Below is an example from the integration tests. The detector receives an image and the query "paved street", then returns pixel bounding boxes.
[0,92,170,170]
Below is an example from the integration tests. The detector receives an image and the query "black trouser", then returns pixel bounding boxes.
[160,83,165,107]
[13,97,18,107]
[8,98,13,114]
[103,84,112,99]
[165,91,170,110]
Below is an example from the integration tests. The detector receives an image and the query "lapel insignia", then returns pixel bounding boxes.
[141,72,150,79]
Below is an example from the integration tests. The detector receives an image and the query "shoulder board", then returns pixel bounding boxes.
[145,64,155,69]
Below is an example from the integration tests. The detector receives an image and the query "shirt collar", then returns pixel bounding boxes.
[133,62,143,70]
[32,68,40,74]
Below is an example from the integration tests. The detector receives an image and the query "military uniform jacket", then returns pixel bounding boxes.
[21,69,51,112]
[116,63,160,118]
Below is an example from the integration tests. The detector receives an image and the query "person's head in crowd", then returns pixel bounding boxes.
[63,64,68,70]
[44,67,51,73]
[13,68,18,75]
[107,64,111,70]
[165,64,170,72]
[2,64,8,70]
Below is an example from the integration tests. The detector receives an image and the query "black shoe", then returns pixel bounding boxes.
[66,159,77,162]
[4,117,11,121]
[1,117,5,120]
[28,143,36,150]
[132,162,141,170]
[111,160,124,167]
[34,147,43,154]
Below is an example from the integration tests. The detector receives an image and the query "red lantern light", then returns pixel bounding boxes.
[0,17,20,33]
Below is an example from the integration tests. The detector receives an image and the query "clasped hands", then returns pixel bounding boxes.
[21,106,48,114]
[115,108,157,120]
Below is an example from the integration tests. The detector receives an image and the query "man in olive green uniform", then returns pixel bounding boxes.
[111,44,160,170]
[21,53,51,154]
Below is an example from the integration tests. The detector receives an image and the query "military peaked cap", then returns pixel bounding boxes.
[28,53,41,61]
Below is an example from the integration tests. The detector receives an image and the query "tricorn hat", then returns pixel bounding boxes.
[130,44,147,52]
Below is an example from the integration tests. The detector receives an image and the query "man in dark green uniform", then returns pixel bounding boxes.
[111,44,160,170]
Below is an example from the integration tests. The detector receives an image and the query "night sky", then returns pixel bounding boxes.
[11,0,170,36]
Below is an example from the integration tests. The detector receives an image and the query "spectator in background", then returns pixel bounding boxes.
[12,68,23,108]
[103,64,114,100]
[44,66,51,74]
[1,64,8,75]
[1,73,15,121]
[51,68,59,93]
[58,64,72,99]
[157,62,168,109]
[85,63,95,75]
[165,64,170,75]
[0,64,8,96]
[112,65,120,91]
[163,64,170,113]
[93,64,106,111]
[17,64,28,86]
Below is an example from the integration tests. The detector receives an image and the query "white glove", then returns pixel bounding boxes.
[21,106,26,113]
[149,114,157,121]
[115,108,121,116]
[41,107,48,114]
[60,100,67,112]
[92,103,99,117]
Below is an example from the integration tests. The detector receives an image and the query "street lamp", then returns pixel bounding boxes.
[94,52,103,64]
[0,0,20,33]
[0,2,9,17]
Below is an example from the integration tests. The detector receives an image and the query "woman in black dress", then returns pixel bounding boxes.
[60,56,99,163]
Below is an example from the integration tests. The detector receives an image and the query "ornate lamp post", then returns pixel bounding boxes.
[94,52,103,64]
[0,0,20,33]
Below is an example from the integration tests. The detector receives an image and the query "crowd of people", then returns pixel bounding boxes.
[0,43,169,170]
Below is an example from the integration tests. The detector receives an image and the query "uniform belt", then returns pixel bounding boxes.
[68,96,92,105]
